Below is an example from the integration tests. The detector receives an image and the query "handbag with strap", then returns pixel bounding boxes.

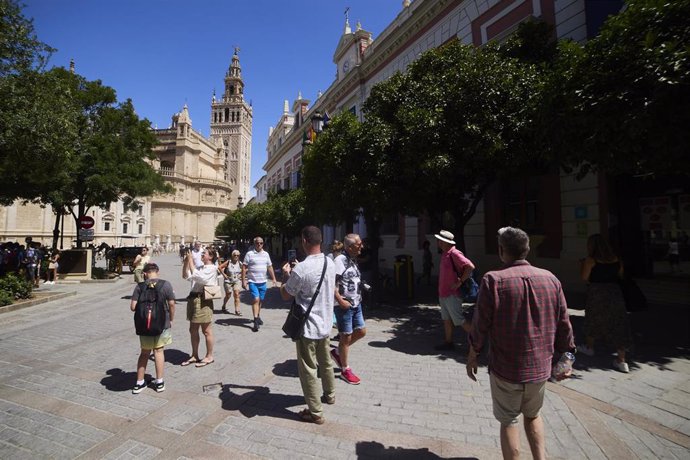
[203,284,222,300]
[282,255,328,341]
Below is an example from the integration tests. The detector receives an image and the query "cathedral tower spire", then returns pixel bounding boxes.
[211,47,253,209]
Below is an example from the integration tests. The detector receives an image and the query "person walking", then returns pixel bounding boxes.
[417,239,434,286]
[47,249,60,284]
[181,247,217,367]
[132,247,151,283]
[241,236,277,332]
[219,249,243,315]
[190,241,204,269]
[466,227,575,460]
[280,226,336,424]
[578,233,631,373]
[130,263,176,394]
[434,230,475,351]
[331,233,367,385]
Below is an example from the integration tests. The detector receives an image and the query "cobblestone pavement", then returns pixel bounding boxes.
[0,253,688,459]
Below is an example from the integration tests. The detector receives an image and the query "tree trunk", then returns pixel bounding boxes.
[364,213,382,308]
[51,209,61,250]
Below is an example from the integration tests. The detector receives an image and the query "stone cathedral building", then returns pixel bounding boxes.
[149,48,253,247]
[0,50,252,248]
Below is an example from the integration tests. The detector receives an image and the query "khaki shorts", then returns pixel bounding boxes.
[139,328,172,350]
[187,297,214,323]
[439,295,466,326]
[224,280,241,293]
[490,373,546,426]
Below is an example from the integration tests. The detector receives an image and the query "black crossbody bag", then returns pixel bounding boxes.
[282,256,328,341]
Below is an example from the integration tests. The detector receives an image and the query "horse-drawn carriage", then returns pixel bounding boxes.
[103,246,145,274]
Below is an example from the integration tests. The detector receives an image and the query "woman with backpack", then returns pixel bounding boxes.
[181,247,218,367]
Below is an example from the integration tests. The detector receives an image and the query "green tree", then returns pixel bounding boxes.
[0,0,53,77]
[551,0,690,177]
[60,73,171,247]
[364,39,546,249]
[216,188,308,242]
[302,112,398,277]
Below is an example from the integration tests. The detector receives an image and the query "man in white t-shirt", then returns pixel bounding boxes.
[242,236,278,332]
[191,241,204,269]
[281,226,336,425]
[332,233,367,385]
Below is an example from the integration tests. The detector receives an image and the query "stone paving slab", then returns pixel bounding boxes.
[0,253,687,459]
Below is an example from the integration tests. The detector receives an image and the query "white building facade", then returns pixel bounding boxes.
[258,0,624,293]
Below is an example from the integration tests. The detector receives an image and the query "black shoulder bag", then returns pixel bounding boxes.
[282,256,328,341]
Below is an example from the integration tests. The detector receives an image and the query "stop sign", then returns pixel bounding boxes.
[79,215,95,229]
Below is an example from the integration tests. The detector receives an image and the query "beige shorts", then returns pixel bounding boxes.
[439,295,466,326]
[224,280,241,293]
[187,297,214,323]
[139,328,172,350]
[490,373,546,426]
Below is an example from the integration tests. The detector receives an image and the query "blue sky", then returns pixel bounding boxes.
[22,0,405,196]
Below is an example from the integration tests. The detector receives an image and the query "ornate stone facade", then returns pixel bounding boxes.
[149,104,231,247]
[0,51,252,248]
[210,48,253,208]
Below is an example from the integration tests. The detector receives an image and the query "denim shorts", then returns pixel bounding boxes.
[335,303,365,334]
[249,282,267,300]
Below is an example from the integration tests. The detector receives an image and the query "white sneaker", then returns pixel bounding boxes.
[613,360,629,373]
[577,345,594,357]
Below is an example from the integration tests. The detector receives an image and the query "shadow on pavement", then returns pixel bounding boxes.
[569,310,690,374]
[272,359,298,378]
[101,368,147,392]
[355,440,477,459]
[219,383,303,422]
[215,316,253,329]
[367,305,469,364]
[164,348,192,365]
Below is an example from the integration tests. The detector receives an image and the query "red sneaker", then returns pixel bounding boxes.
[330,349,342,368]
[341,368,361,385]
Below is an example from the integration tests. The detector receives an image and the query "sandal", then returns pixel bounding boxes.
[298,409,325,425]
[181,357,199,367]
[195,359,214,368]
[235,310,242,316]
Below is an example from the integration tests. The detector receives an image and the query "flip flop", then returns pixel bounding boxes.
[195,359,214,368]
[181,357,199,367]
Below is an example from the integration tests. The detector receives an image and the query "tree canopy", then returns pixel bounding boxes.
[216,188,308,241]
[360,38,547,248]
[547,0,690,178]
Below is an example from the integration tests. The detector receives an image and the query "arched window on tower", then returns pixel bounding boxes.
[213,112,217,123]
[230,85,234,95]
[225,108,229,121]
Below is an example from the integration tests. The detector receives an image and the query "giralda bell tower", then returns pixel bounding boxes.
[210,48,253,208]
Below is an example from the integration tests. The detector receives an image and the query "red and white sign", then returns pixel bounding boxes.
[78,216,95,229]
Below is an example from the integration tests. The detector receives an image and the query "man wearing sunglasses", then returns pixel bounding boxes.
[242,237,277,332]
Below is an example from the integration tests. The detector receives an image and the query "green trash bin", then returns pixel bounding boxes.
[393,254,414,299]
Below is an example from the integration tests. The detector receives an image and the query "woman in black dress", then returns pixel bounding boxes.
[579,234,631,373]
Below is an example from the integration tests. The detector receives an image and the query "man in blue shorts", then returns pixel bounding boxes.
[332,233,367,384]
[241,236,277,332]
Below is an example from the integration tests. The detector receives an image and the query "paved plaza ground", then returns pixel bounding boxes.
[0,253,688,459]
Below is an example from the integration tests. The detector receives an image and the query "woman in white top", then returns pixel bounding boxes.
[181,247,217,367]
[219,249,243,315]
[132,247,151,283]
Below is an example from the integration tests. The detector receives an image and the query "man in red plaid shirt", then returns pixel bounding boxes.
[467,227,575,460]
